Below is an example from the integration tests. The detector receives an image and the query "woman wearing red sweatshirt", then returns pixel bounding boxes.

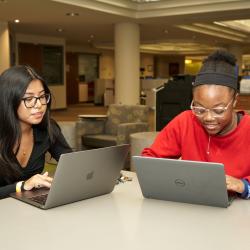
[142,50,250,199]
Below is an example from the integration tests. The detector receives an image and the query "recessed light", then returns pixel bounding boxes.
[66,12,79,17]
[14,19,20,23]
[57,28,63,32]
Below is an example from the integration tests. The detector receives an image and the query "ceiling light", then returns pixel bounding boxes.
[177,24,245,42]
[139,42,220,54]
[66,12,79,16]
[57,28,63,32]
[213,21,228,28]
[14,19,20,23]
[214,19,250,34]
[185,59,192,64]
[194,23,247,38]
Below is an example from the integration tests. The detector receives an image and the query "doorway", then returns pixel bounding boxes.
[66,52,99,105]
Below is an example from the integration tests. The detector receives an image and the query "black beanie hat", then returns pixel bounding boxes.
[193,50,238,91]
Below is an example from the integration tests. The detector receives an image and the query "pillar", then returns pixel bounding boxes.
[114,22,140,105]
[0,22,10,73]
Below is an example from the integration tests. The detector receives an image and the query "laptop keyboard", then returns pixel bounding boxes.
[30,194,48,205]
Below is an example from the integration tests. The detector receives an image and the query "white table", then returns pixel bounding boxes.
[1,171,250,250]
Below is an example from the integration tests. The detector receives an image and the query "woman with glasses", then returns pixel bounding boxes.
[0,65,72,199]
[142,50,250,199]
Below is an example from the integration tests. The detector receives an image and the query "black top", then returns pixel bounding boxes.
[0,123,72,199]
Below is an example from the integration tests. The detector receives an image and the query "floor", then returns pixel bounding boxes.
[51,103,156,131]
[51,103,107,121]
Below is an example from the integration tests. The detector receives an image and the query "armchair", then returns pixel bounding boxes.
[75,104,150,150]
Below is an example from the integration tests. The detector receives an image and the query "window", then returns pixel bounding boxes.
[18,42,64,85]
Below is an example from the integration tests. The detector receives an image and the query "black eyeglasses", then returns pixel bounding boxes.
[22,93,50,108]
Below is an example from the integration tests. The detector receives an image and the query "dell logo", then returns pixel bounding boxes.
[174,179,186,187]
[86,171,94,180]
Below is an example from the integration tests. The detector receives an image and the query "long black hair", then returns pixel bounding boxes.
[0,65,58,183]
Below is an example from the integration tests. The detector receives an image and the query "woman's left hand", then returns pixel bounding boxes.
[225,175,244,193]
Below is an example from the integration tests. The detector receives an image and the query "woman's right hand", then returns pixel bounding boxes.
[23,172,53,191]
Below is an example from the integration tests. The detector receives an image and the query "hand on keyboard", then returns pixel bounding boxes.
[23,172,53,191]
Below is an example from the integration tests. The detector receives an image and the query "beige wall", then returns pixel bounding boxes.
[99,51,114,79]
[15,34,66,109]
[66,44,101,54]
[66,45,114,80]
[0,22,10,74]
[155,55,185,78]
[66,46,158,82]
[140,53,154,78]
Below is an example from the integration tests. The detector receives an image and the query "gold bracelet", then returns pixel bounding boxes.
[16,181,23,193]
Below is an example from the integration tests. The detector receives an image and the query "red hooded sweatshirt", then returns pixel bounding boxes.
[142,110,250,182]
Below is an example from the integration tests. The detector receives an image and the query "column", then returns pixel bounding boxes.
[115,22,140,105]
[0,22,10,73]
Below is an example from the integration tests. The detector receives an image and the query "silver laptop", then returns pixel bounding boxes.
[11,144,129,209]
[133,156,236,208]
